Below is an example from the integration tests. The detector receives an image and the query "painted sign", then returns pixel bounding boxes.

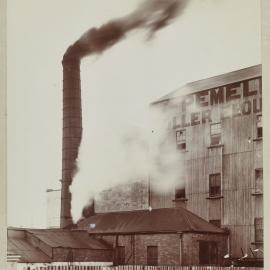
[172,77,262,128]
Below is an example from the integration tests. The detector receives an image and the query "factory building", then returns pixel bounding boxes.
[85,64,263,265]
[148,64,263,261]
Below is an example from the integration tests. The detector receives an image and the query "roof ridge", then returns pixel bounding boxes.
[152,64,262,104]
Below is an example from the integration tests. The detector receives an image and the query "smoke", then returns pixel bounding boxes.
[63,0,188,61]
[64,0,189,222]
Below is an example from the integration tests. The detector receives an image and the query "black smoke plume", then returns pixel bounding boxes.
[63,0,188,62]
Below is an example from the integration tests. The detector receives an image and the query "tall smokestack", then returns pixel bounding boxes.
[60,0,188,228]
[61,56,82,228]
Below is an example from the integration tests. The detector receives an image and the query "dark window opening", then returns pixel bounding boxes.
[209,219,221,228]
[115,246,125,265]
[255,168,263,193]
[199,241,218,265]
[210,123,221,145]
[257,115,262,138]
[176,129,186,150]
[175,188,186,199]
[209,173,221,197]
[147,246,158,266]
[255,218,263,243]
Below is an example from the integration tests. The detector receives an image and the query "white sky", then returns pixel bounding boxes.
[7,0,261,228]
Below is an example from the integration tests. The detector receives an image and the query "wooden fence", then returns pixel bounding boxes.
[15,265,263,270]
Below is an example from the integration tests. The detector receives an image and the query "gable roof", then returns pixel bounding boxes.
[77,207,225,235]
[152,65,261,104]
[8,227,112,263]
[27,229,111,249]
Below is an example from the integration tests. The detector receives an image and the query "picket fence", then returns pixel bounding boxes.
[16,265,263,270]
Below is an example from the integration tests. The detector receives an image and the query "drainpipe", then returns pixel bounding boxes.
[179,233,183,266]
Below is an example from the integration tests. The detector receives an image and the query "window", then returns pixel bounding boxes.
[176,129,186,150]
[256,115,262,138]
[209,219,221,228]
[115,246,125,265]
[175,188,186,199]
[147,246,158,266]
[210,123,221,145]
[255,168,263,193]
[209,173,221,197]
[199,241,218,265]
[255,218,263,243]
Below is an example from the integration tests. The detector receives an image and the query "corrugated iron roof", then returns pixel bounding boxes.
[27,229,111,249]
[77,207,226,234]
[8,237,51,263]
[152,65,261,104]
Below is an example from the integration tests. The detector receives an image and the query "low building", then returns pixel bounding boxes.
[77,207,228,266]
[7,227,113,270]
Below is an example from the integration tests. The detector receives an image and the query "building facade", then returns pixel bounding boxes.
[77,207,228,266]
[149,65,263,259]
[7,227,113,270]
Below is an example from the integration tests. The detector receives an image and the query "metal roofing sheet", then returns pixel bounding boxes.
[8,238,51,263]
[152,65,261,104]
[27,229,111,249]
[77,207,225,234]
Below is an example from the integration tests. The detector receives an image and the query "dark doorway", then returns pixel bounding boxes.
[199,241,218,265]
[147,246,158,266]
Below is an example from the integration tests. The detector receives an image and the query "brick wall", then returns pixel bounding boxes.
[135,234,180,266]
[97,233,227,266]
[100,234,180,266]
[182,233,228,266]
[95,181,148,213]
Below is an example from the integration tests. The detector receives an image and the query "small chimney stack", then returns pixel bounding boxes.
[60,56,82,228]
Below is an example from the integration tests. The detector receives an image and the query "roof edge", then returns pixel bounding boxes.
[152,64,262,105]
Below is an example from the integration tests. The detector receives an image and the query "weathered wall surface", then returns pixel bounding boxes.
[95,181,149,213]
[98,233,227,266]
[52,247,113,262]
[149,76,263,258]
[182,233,228,266]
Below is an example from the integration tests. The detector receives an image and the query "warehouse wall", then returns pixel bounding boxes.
[150,75,263,258]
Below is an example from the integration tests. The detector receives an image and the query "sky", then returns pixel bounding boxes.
[7,0,261,228]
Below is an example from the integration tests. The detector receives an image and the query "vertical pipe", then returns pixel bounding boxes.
[60,57,82,228]
[179,233,183,266]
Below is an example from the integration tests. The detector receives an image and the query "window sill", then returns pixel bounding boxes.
[208,144,224,149]
[251,192,263,196]
[173,198,188,202]
[206,196,224,200]
[253,138,262,142]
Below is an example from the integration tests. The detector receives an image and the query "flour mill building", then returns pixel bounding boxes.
[89,64,263,265]
[148,64,263,260]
